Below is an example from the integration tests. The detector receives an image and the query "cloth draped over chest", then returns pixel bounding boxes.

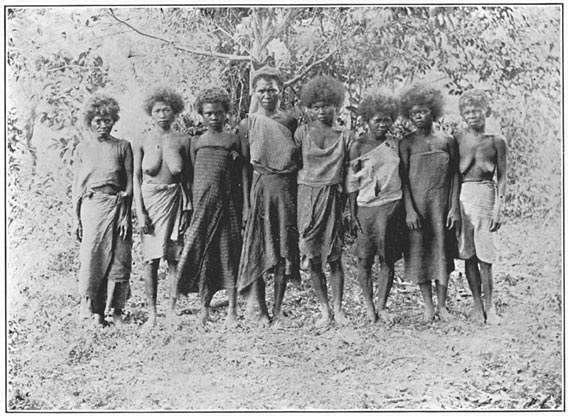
[345,137,402,207]
[238,113,300,292]
[404,149,455,284]
[176,145,242,305]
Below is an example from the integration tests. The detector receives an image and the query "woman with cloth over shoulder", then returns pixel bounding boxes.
[295,75,352,327]
[73,94,133,327]
[133,87,192,329]
[237,66,300,327]
[176,87,248,327]
[346,89,406,324]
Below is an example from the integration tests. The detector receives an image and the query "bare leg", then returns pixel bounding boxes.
[104,279,116,317]
[465,256,485,323]
[166,260,179,321]
[112,309,125,327]
[142,259,159,329]
[225,287,238,327]
[273,263,290,325]
[309,260,332,327]
[479,261,500,324]
[419,282,436,322]
[376,259,395,323]
[199,305,210,326]
[329,259,349,325]
[254,278,270,327]
[80,296,92,319]
[356,257,377,323]
[436,280,452,321]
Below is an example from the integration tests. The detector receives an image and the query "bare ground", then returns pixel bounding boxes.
[7,218,563,410]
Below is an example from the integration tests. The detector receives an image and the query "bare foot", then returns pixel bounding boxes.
[225,308,238,327]
[80,297,92,319]
[257,313,271,328]
[423,305,435,323]
[272,313,293,328]
[469,304,485,324]
[165,310,181,329]
[334,310,351,326]
[93,313,105,327]
[378,309,395,324]
[142,313,157,331]
[199,307,210,326]
[485,307,502,325]
[315,313,333,328]
[112,311,126,328]
[366,311,378,324]
[437,307,453,322]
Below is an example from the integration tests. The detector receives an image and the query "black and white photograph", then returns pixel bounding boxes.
[6,3,563,411]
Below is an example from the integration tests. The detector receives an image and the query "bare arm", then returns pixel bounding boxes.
[72,144,83,241]
[118,142,134,239]
[132,137,150,233]
[238,118,251,221]
[446,134,461,230]
[491,135,507,231]
[399,137,421,230]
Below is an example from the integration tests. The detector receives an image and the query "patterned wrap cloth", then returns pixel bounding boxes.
[176,145,242,305]
[404,149,455,284]
[238,113,301,292]
[457,180,499,264]
[296,125,350,267]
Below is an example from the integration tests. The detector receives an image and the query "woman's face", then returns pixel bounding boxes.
[90,115,115,139]
[151,101,175,129]
[367,112,393,139]
[311,101,336,127]
[254,78,280,111]
[202,102,226,132]
[409,104,433,130]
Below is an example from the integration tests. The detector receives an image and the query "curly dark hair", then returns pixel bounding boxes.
[300,75,345,108]
[195,87,231,115]
[84,94,120,126]
[399,83,445,121]
[143,86,185,116]
[358,89,399,122]
[459,89,489,113]
[251,66,284,90]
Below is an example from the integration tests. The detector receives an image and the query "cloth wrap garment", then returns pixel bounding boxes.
[176,145,242,306]
[238,113,301,293]
[346,137,405,263]
[295,124,350,267]
[404,148,455,284]
[457,180,498,263]
[140,182,189,262]
[73,137,132,314]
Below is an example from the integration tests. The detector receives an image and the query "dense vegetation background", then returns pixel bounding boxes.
[7,6,562,410]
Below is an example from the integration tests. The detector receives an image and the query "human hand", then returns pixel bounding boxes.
[489,210,502,232]
[179,211,191,234]
[446,206,460,230]
[242,204,250,229]
[406,209,421,231]
[118,216,131,240]
[138,212,152,234]
[350,213,363,234]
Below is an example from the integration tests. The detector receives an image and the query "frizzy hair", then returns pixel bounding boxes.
[459,89,489,113]
[399,83,444,121]
[300,75,346,108]
[251,66,284,90]
[143,86,185,116]
[358,89,399,122]
[195,87,232,115]
[83,94,120,126]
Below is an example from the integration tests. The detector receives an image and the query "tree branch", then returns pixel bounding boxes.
[108,8,250,62]
[284,47,339,88]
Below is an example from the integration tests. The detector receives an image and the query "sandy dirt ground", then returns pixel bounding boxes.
[8,218,562,410]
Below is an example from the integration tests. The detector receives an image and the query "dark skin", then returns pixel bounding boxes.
[238,77,297,327]
[399,104,460,322]
[191,102,249,327]
[300,100,349,327]
[348,111,396,324]
[133,101,191,329]
[456,103,507,324]
[73,114,133,326]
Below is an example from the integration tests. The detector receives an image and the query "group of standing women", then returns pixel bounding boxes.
[73,66,505,329]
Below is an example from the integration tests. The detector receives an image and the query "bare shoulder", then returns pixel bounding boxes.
[491,133,507,149]
[348,136,363,160]
[274,111,298,133]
